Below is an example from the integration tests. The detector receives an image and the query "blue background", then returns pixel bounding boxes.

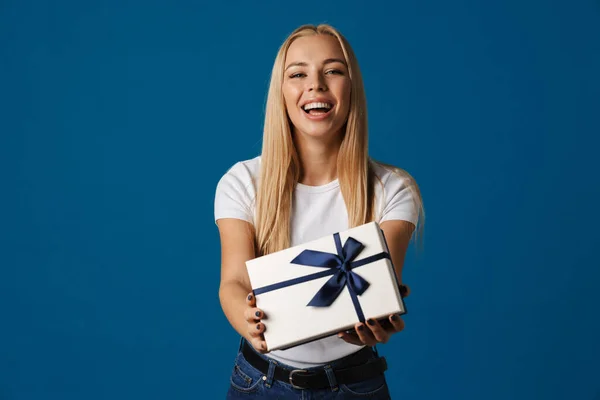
[1,0,599,399]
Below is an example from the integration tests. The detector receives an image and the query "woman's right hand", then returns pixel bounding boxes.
[245,293,267,353]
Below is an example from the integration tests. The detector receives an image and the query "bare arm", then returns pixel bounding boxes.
[380,219,415,293]
[216,218,267,352]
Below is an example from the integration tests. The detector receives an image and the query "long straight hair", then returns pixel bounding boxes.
[254,24,424,256]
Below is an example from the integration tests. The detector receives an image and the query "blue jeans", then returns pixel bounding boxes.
[226,340,392,399]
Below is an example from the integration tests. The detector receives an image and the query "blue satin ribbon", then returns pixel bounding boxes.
[252,232,390,323]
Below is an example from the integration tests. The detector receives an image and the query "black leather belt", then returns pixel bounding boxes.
[241,340,388,390]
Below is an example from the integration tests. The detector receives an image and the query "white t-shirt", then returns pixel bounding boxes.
[214,155,419,368]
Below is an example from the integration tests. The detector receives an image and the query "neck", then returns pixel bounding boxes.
[293,130,342,186]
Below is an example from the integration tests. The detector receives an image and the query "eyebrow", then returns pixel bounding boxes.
[284,58,347,71]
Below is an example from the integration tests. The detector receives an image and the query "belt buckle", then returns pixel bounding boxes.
[288,369,308,390]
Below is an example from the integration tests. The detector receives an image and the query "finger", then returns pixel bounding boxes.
[366,319,390,344]
[250,336,267,354]
[244,307,264,322]
[337,331,363,346]
[355,323,377,346]
[249,321,266,337]
[388,314,406,332]
[400,284,411,298]
[246,292,256,307]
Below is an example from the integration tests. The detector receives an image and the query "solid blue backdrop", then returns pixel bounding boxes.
[1,0,599,399]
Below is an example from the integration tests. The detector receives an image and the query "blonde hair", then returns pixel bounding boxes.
[254,24,425,256]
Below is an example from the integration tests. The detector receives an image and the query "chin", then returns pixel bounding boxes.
[298,127,338,139]
[292,121,343,140]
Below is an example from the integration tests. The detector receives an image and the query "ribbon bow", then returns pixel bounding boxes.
[290,235,370,307]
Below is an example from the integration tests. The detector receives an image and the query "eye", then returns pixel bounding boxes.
[289,72,306,79]
[326,69,343,75]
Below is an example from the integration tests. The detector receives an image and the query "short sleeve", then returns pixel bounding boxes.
[379,170,420,227]
[214,162,255,225]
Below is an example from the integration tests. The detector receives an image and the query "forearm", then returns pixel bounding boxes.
[219,280,253,341]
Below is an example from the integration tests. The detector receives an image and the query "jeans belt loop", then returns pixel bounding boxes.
[265,359,277,388]
[323,365,339,392]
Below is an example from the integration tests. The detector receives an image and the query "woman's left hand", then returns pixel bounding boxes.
[337,314,405,346]
[337,284,410,346]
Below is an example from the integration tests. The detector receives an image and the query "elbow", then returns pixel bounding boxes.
[218,279,247,305]
[218,281,230,307]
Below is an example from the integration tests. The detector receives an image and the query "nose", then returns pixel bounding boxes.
[307,73,327,92]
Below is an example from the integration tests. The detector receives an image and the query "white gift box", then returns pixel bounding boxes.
[245,221,407,352]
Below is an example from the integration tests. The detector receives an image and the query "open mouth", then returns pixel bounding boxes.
[302,102,333,116]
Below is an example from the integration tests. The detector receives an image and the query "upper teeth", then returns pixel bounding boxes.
[303,102,332,111]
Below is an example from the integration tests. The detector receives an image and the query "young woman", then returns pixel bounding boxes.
[214,24,425,399]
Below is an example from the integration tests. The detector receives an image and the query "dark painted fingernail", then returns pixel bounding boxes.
[255,311,261,317]
[358,325,364,331]
[247,294,253,300]
[367,319,376,326]
[391,315,399,321]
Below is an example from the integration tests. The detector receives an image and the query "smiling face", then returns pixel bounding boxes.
[282,34,352,142]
